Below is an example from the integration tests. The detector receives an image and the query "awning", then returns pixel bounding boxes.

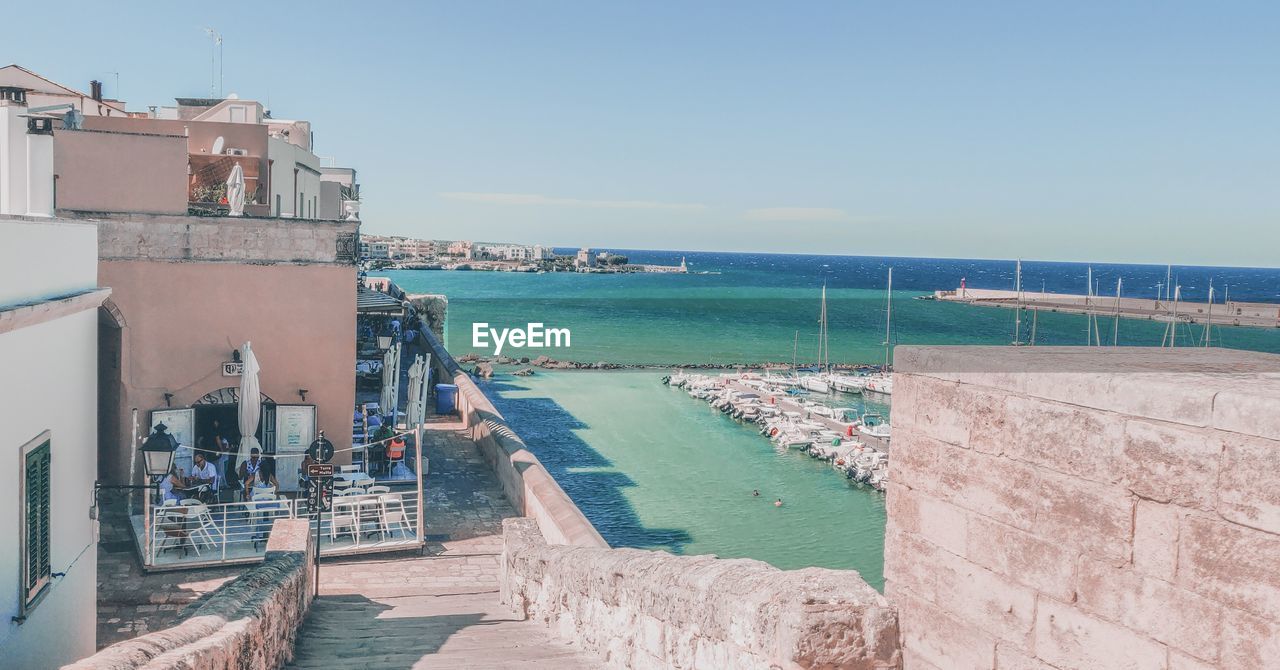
[357,285,404,314]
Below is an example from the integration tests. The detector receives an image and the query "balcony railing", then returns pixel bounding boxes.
[134,487,422,570]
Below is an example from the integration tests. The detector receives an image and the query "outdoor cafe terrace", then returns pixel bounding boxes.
[127,426,428,570]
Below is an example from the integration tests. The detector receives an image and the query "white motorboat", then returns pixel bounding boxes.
[863,374,893,396]
[856,412,891,440]
[827,374,867,394]
[799,375,830,393]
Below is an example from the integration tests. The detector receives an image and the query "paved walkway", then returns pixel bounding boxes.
[287,419,600,669]
[95,492,239,648]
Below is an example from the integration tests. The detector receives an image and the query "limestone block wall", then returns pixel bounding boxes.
[66,519,314,670]
[501,518,901,669]
[885,347,1280,670]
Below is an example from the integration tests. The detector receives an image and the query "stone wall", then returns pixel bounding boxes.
[420,326,608,548]
[886,346,1280,669]
[60,211,359,265]
[67,519,314,670]
[501,518,900,669]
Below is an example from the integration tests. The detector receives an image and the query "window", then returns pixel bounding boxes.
[20,432,52,613]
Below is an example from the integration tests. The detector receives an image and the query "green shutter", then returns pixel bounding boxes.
[24,441,51,604]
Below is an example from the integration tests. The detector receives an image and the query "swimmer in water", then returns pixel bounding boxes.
[774,498,783,507]
[752,489,760,497]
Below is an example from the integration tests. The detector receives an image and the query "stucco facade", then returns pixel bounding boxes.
[0,216,107,668]
[78,212,359,492]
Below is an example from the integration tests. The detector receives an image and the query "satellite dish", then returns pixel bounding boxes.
[211,136,225,154]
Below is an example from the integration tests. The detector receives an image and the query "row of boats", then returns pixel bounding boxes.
[796,370,894,396]
[663,371,892,492]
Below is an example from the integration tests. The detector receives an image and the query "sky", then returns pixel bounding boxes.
[5,2,1278,266]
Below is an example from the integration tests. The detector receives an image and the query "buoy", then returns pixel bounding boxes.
[846,425,854,436]
[769,396,776,405]
[769,427,779,437]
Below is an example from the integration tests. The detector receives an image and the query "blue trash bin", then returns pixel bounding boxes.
[435,383,459,415]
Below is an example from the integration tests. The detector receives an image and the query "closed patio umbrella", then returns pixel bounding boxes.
[405,355,424,427]
[380,342,400,422]
[237,342,263,463]
[226,163,246,216]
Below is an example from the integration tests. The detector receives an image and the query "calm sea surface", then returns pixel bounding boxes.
[387,251,1280,587]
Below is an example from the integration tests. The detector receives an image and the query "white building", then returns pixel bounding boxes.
[0,214,108,667]
[268,135,321,218]
[0,87,54,217]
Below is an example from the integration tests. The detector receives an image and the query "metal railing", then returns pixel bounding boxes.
[146,490,421,568]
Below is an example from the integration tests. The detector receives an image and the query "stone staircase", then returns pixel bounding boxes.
[287,589,597,669]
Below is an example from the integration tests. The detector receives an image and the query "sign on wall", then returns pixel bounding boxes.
[274,404,316,492]
[221,361,244,376]
[150,408,194,477]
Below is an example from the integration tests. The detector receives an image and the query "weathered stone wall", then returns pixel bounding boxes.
[420,326,608,548]
[60,211,359,265]
[502,518,901,669]
[886,347,1280,669]
[66,519,314,670]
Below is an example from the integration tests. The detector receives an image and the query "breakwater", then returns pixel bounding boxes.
[935,286,1280,329]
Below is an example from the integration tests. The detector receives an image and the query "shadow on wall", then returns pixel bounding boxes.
[479,378,693,554]
[292,594,493,665]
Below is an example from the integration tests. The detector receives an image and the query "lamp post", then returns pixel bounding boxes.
[140,423,179,566]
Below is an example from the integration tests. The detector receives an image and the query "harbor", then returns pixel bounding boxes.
[665,371,892,491]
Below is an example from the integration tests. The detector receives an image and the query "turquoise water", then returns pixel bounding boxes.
[479,370,889,588]
[386,252,1280,583]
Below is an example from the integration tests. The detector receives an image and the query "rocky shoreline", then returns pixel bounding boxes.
[457,353,884,379]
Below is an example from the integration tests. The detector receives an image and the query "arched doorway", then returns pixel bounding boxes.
[98,302,126,484]
[192,387,276,492]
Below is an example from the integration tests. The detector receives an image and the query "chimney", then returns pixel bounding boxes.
[90,80,103,102]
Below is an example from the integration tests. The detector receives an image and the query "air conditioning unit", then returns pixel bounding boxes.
[226,148,248,156]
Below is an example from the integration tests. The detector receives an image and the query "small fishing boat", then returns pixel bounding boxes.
[856,412,891,440]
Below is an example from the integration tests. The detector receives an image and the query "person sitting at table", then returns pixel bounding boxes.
[158,465,183,504]
[247,456,280,497]
[187,452,219,502]
[238,448,265,501]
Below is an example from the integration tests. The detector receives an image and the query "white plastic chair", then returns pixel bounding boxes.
[329,501,360,544]
[379,494,412,539]
[365,485,391,495]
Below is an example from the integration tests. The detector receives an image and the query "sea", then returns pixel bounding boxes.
[386,251,1280,590]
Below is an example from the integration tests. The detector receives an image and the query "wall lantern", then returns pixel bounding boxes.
[141,423,179,479]
[377,334,393,351]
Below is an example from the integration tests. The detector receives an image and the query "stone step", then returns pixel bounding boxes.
[286,591,599,669]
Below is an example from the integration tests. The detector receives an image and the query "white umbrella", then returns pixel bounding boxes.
[405,355,424,427]
[225,163,246,217]
[414,354,432,425]
[380,342,400,421]
[237,342,263,463]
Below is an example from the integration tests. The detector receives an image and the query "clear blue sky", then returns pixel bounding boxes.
[6,2,1278,266]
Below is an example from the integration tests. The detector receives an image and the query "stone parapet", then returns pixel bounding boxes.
[501,518,901,669]
[60,210,360,265]
[66,519,314,670]
[887,346,1280,669]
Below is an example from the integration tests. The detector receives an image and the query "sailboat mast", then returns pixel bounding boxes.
[1203,282,1214,347]
[1112,277,1122,346]
[883,268,893,369]
[1013,259,1023,345]
[792,330,799,374]
[1086,267,1094,345]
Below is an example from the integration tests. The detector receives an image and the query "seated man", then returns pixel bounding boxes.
[187,452,219,503]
